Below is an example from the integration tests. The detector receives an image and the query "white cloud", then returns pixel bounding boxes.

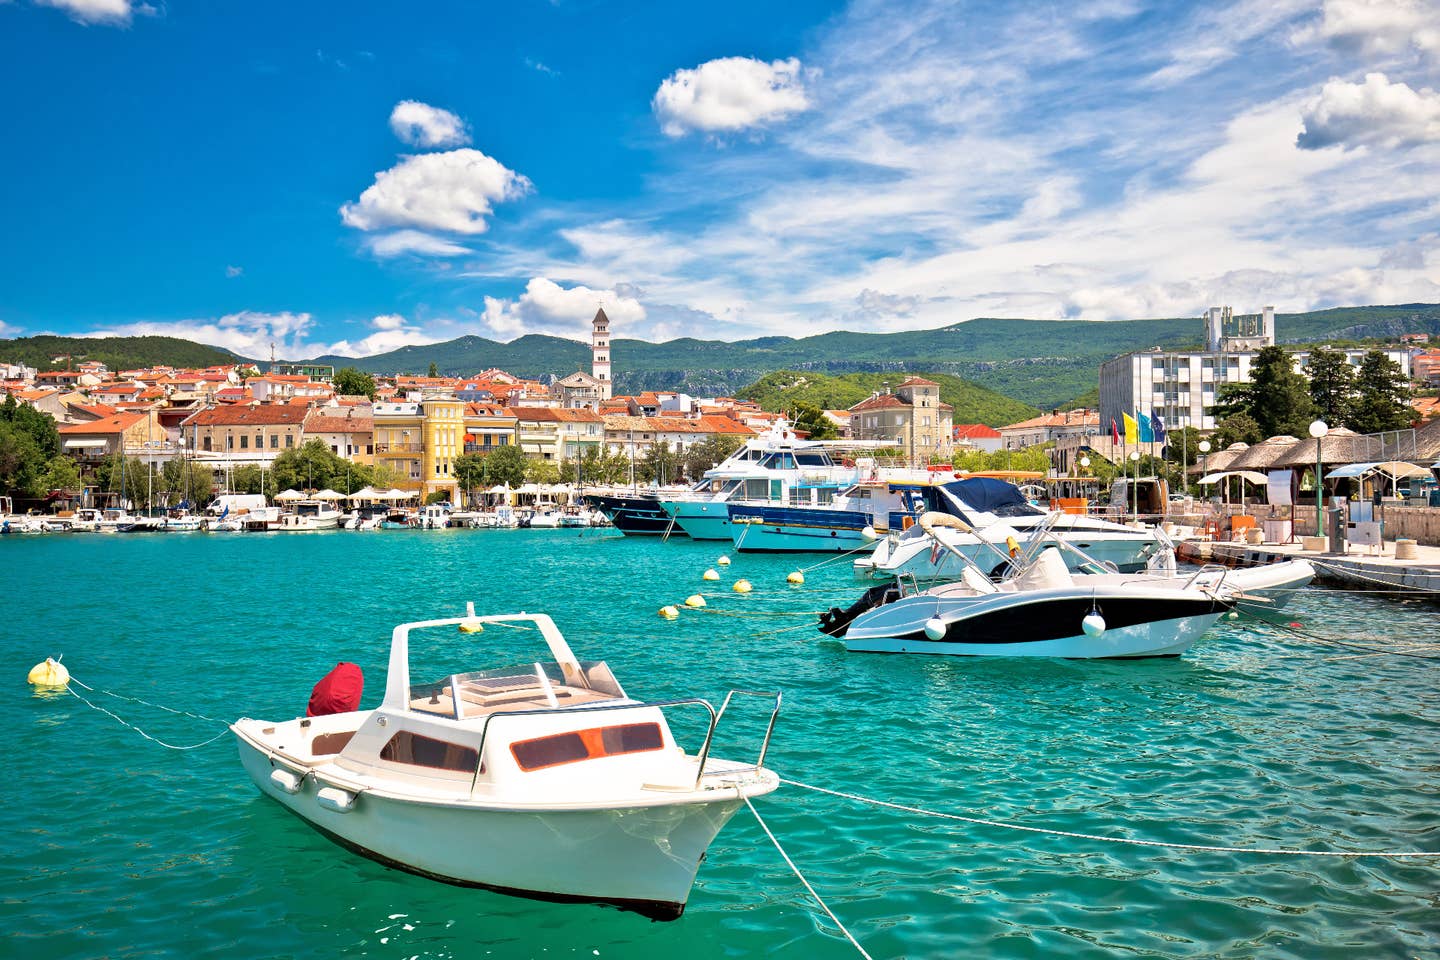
[1296,0,1440,58]
[1145,0,1314,87]
[365,229,471,258]
[82,312,327,360]
[327,314,443,357]
[225,265,243,278]
[480,278,644,339]
[653,56,812,137]
[388,100,471,148]
[339,151,532,238]
[0,318,21,337]
[35,0,134,26]
[1297,73,1440,149]
[340,148,531,235]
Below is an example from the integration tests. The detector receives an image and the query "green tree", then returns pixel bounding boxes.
[161,457,214,505]
[639,441,683,484]
[333,367,377,400]
[1162,425,1203,469]
[428,361,439,378]
[1347,349,1412,434]
[97,454,151,508]
[681,435,744,480]
[269,439,357,492]
[0,393,61,459]
[1216,346,1314,438]
[480,444,528,487]
[230,464,277,498]
[0,421,45,497]
[1305,346,1355,425]
[453,453,489,504]
[39,455,83,495]
[789,402,838,440]
[525,457,561,484]
[1214,411,1263,447]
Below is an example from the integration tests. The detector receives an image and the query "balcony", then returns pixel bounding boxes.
[463,443,506,454]
[375,441,423,453]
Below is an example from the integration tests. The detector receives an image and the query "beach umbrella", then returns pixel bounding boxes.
[312,488,345,500]
[347,485,380,501]
[275,489,305,502]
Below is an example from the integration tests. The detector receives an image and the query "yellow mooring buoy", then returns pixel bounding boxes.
[658,605,680,620]
[716,556,731,566]
[684,594,707,608]
[786,571,805,585]
[28,657,70,687]
[458,621,485,634]
[702,569,720,581]
[733,579,753,594]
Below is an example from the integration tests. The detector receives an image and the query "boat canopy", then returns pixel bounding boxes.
[936,478,1044,522]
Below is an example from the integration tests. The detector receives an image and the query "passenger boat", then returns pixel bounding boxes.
[230,606,780,919]
[417,503,451,529]
[659,422,861,540]
[822,513,1232,658]
[858,477,1161,577]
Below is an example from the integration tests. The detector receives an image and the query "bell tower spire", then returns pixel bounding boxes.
[591,306,612,400]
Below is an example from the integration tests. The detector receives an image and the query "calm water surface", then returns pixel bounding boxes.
[2,530,1437,959]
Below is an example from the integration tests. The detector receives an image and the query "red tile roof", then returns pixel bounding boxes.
[304,414,374,433]
[953,423,1002,439]
[188,405,309,426]
[58,411,147,435]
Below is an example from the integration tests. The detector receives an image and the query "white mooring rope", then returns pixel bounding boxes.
[64,678,231,751]
[781,779,1440,859]
[745,796,874,960]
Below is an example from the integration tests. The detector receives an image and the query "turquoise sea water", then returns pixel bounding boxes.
[2,529,1437,959]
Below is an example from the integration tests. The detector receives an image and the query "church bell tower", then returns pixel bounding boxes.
[591,307,612,400]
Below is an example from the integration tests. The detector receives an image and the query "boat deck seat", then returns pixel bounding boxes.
[409,683,618,718]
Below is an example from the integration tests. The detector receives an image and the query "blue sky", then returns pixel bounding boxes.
[1,0,1437,360]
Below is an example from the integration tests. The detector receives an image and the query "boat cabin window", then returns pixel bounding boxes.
[510,722,663,772]
[380,731,479,772]
[743,478,771,500]
[795,452,831,467]
[759,452,796,470]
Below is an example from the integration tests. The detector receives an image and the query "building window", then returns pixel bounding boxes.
[202,436,212,451]
[226,435,234,450]
[239,435,248,449]
[286,434,294,448]
[255,433,263,448]
[270,435,279,449]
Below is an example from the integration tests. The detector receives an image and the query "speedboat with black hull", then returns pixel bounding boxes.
[231,604,780,919]
[582,493,674,535]
[821,513,1232,658]
[858,477,1161,578]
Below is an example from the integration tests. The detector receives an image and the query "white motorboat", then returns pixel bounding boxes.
[230,605,780,919]
[68,508,104,532]
[858,477,1161,578]
[164,512,205,531]
[527,503,563,528]
[279,499,342,530]
[821,513,1234,658]
[417,503,452,529]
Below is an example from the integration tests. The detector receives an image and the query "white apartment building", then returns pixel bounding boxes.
[1099,306,1412,432]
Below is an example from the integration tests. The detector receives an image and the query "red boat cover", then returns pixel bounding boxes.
[307,662,364,717]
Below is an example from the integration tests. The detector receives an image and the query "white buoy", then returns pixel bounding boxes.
[1081,612,1106,638]
[659,605,680,620]
[861,525,878,542]
[732,579,753,594]
[702,569,720,581]
[717,556,731,566]
[684,594,707,608]
[786,571,805,585]
[1228,610,1239,619]
[27,657,69,687]
[923,617,947,641]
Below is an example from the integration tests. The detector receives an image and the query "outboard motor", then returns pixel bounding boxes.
[307,662,364,717]
[818,583,902,637]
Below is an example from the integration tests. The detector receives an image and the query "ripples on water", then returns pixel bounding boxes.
[3,531,1437,959]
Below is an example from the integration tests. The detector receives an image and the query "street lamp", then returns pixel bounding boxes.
[1309,419,1328,537]
[1129,450,1140,520]
[1197,439,1211,491]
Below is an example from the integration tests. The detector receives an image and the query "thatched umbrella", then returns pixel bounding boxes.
[1196,442,1248,474]
[1272,427,1366,468]
[1228,435,1302,472]
[1381,417,1440,462]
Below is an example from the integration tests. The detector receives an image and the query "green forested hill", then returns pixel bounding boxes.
[0,335,238,372]
[737,370,1040,427]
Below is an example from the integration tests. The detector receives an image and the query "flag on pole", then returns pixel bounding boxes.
[1153,413,1167,443]
[1111,418,1120,444]
[1138,413,1155,443]
[1122,412,1138,444]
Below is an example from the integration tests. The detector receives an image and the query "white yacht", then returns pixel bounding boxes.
[230,605,780,919]
[659,422,861,540]
[277,499,343,531]
[417,503,452,529]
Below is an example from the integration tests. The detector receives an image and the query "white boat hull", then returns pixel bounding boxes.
[235,739,754,918]
[662,501,731,540]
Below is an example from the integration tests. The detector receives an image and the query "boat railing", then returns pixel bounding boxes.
[1182,563,1230,594]
[464,689,781,794]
